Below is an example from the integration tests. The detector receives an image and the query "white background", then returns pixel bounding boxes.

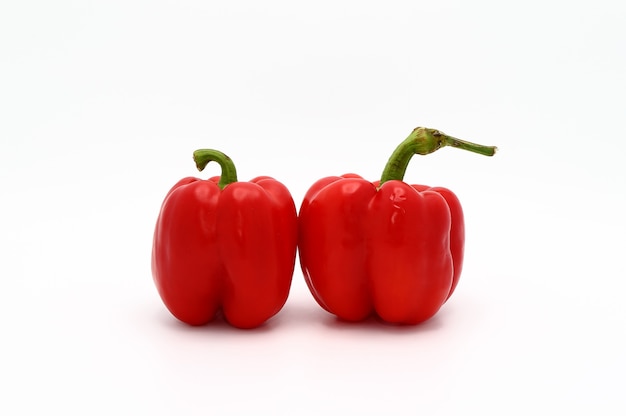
[1,0,625,414]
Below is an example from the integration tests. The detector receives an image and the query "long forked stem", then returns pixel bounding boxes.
[379,127,497,186]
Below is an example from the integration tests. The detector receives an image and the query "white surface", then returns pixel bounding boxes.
[2,1,625,414]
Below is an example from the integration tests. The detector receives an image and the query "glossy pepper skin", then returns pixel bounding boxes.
[151,150,297,329]
[298,127,496,325]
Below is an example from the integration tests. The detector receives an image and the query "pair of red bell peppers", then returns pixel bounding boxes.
[151,127,496,328]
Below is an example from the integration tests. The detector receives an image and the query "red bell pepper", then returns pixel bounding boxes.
[298,127,496,325]
[151,149,297,329]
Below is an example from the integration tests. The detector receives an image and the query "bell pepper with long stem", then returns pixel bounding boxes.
[298,127,497,325]
[151,149,297,329]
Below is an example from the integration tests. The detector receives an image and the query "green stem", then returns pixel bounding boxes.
[192,149,238,189]
[379,127,497,186]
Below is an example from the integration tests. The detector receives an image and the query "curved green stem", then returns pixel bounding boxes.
[379,127,497,186]
[192,149,238,189]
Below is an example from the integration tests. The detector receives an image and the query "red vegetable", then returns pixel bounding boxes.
[151,149,297,329]
[298,128,496,324]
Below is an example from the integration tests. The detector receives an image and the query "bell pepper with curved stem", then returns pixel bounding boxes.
[298,127,497,325]
[151,149,297,329]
